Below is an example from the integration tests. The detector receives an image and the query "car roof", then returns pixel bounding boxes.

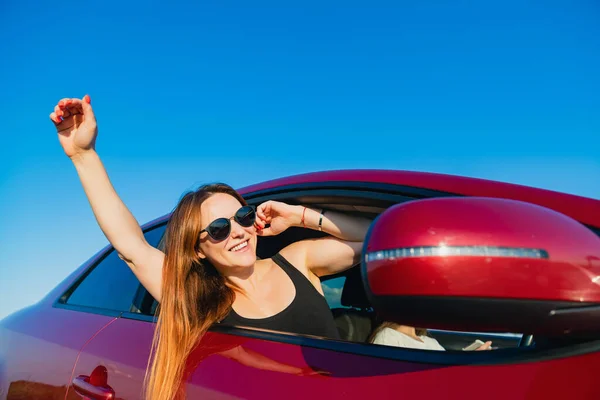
[146,169,600,229]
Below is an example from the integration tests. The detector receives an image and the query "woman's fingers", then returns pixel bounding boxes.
[257,201,274,220]
[67,105,83,118]
[65,99,83,116]
[54,104,63,118]
[49,112,61,125]
[257,210,271,224]
[476,341,493,351]
[54,98,84,119]
[61,106,73,119]
[51,95,95,129]
[57,98,71,109]
[256,226,274,236]
[254,216,265,230]
[80,94,96,122]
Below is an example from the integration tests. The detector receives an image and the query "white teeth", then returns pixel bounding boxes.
[231,241,248,252]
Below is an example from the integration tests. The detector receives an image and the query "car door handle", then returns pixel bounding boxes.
[72,375,115,399]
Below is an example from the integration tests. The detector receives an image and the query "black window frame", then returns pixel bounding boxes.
[54,223,167,317]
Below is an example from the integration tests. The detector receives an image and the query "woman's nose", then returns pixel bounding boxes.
[230,220,246,237]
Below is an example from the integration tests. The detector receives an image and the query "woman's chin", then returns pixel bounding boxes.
[227,249,256,268]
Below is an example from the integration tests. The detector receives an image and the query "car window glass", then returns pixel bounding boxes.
[66,249,139,312]
[67,224,166,312]
[145,224,167,247]
[322,276,347,309]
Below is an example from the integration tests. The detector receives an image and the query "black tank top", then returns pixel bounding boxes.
[218,253,340,339]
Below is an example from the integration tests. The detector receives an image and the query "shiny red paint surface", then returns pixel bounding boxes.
[0,305,115,399]
[368,257,600,301]
[70,318,600,400]
[188,335,600,400]
[365,197,600,301]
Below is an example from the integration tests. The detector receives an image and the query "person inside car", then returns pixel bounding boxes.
[370,321,492,351]
[49,96,371,400]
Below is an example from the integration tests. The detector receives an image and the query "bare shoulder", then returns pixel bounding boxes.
[277,241,326,293]
[277,240,311,275]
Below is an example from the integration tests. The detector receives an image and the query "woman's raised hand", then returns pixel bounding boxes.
[255,201,302,236]
[49,95,98,159]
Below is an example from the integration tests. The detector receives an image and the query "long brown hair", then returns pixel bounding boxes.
[144,183,247,400]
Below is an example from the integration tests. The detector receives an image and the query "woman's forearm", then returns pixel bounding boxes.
[296,206,371,242]
[71,150,147,261]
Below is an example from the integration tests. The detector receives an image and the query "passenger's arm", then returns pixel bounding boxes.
[50,96,164,301]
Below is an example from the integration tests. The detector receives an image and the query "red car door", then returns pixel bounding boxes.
[67,314,600,400]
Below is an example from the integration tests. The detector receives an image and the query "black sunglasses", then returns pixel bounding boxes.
[200,205,256,241]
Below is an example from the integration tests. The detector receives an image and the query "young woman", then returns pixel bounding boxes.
[49,96,371,400]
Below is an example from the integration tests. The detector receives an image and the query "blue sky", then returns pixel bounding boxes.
[0,1,599,320]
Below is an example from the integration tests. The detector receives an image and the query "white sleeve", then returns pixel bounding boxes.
[372,329,399,346]
[423,336,446,351]
[373,329,419,349]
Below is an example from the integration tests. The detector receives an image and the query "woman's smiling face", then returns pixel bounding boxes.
[197,193,258,272]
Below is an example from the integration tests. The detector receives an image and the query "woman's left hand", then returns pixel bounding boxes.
[255,201,301,236]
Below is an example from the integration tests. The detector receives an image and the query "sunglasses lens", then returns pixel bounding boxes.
[207,218,230,241]
[236,206,256,227]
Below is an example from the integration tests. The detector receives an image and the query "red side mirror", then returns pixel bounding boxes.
[362,197,600,335]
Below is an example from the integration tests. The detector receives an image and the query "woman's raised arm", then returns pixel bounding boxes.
[50,96,164,301]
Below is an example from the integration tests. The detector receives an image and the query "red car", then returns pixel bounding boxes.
[2,170,599,400]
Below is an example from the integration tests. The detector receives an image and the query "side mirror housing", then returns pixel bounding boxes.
[362,197,600,336]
